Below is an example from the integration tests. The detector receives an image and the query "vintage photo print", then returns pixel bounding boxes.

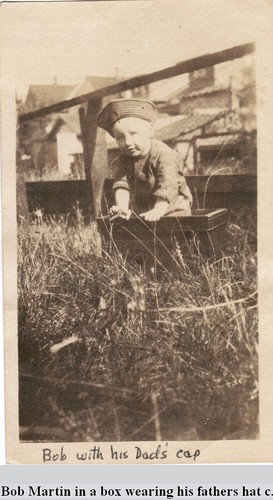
[1,0,273,464]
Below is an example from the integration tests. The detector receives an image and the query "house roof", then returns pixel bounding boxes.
[179,83,230,99]
[167,83,230,105]
[24,85,75,112]
[165,89,232,116]
[155,113,227,142]
[157,80,232,116]
[148,74,188,103]
[68,76,121,99]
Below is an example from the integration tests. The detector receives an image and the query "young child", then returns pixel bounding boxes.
[97,98,192,221]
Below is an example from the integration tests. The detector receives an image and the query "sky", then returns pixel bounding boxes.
[1,0,271,99]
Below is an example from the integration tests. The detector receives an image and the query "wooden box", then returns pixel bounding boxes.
[97,208,228,266]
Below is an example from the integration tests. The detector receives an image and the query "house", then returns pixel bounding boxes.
[45,110,84,178]
[19,83,77,178]
[53,76,126,177]
[67,76,121,100]
[130,73,188,110]
[156,54,256,174]
[24,84,75,113]
[21,76,125,179]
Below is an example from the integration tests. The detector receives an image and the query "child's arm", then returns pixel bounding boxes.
[140,197,169,221]
[110,188,130,218]
[115,188,130,211]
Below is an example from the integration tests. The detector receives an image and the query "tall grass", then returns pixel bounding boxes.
[18,213,258,442]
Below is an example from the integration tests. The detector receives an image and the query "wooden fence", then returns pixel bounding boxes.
[25,174,256,219]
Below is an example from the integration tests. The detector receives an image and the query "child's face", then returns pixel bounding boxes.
[112,117,154,158]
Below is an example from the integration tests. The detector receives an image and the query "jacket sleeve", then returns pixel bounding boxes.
[112,156,129,191]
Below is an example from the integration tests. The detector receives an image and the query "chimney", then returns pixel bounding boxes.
[114,67,119,80]
[53,76,58,85]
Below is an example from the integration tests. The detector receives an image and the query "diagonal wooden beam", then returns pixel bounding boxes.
[19,42,254,123]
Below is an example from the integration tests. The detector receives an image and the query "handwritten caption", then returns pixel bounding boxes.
[41,444,200,463]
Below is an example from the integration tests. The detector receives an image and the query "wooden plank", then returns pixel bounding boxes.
[25,174,257,217]
[187,174,257,194]
[101,174,257,214]
[19,42,254,123]
[25,180,89,217]
[193,130,256,140]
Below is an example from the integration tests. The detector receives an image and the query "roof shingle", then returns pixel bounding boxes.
[155,113,227,142]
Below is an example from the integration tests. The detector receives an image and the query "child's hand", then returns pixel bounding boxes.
[139,209,164,222]
[109,206,131,221]
[110,205,121,216]
[140,198,168,221]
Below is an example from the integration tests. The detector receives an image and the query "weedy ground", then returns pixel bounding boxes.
[18,210,258,442]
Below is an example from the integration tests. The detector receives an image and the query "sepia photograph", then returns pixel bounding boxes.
[1,0,272,464]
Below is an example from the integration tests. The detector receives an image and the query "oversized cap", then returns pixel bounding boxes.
[97,98,158,137]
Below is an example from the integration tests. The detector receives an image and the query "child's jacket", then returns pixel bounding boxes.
[112,139,192,214]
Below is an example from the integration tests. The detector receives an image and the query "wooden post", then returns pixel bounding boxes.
[193,138,199,175]
[79,98,109,218]
[79,106,89,181]
[16,169,29,222]
[16,118,30,222]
